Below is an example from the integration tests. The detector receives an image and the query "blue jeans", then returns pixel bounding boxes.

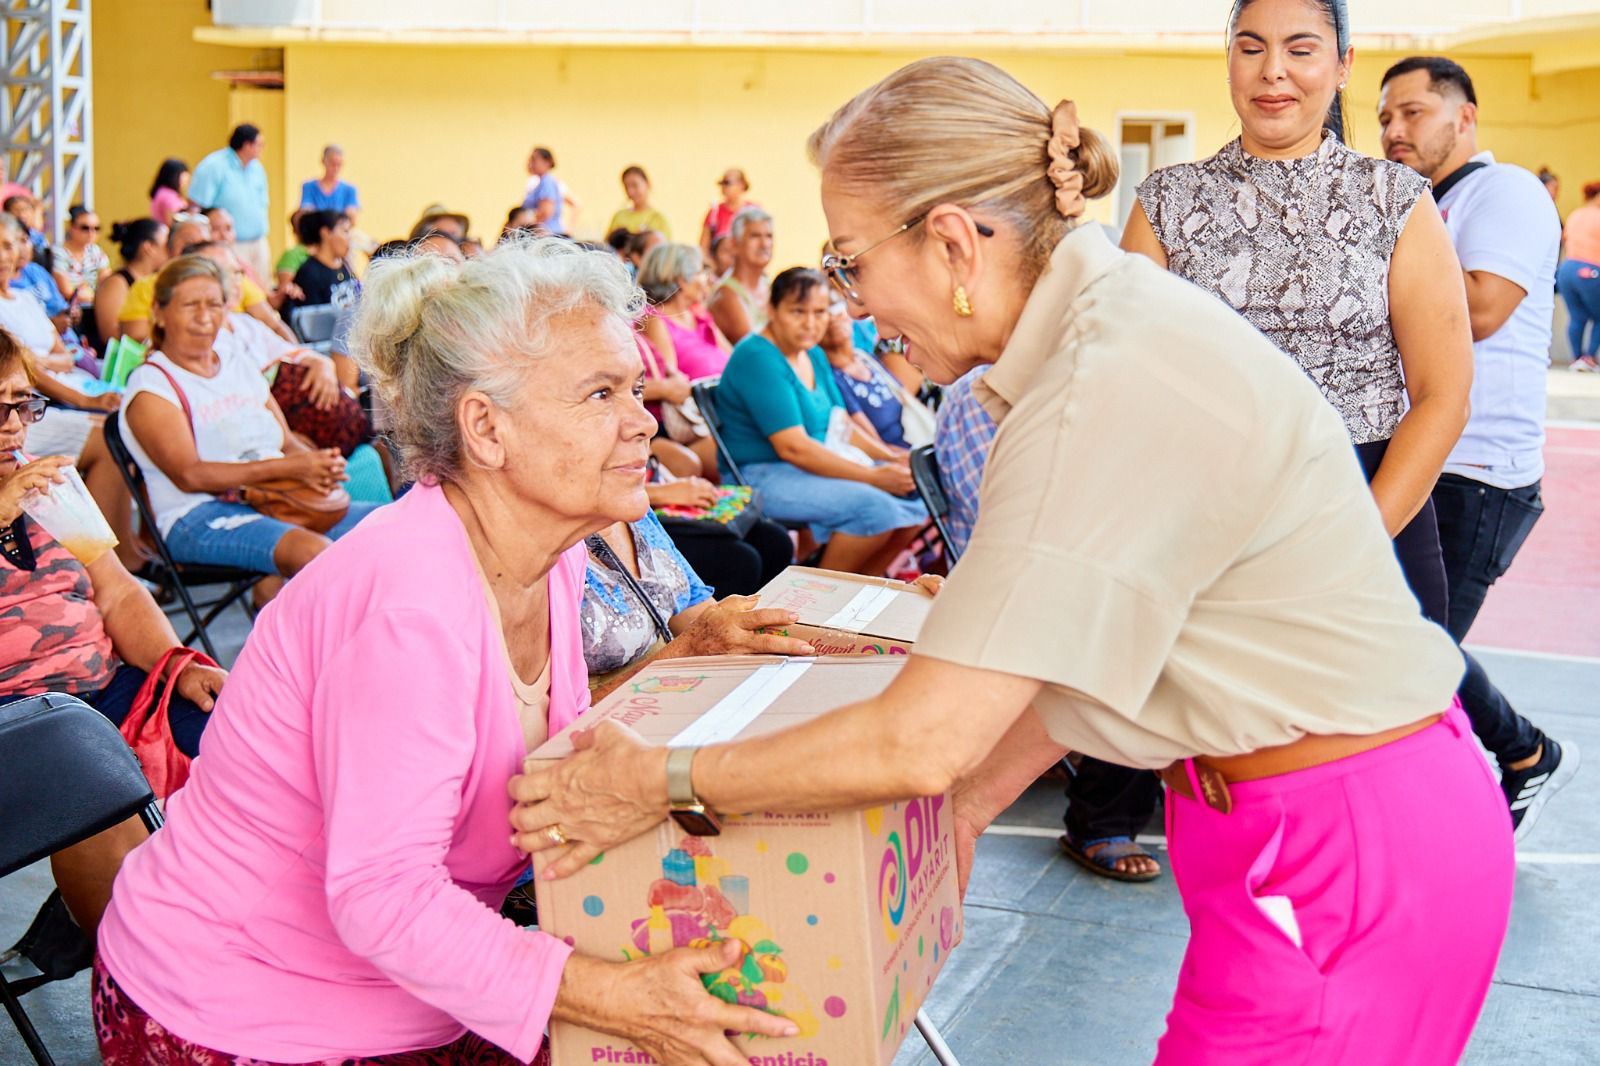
[1432,473,1546,765]
[1,664,209,758]
[742,461,926,541]
[1557,258,1600,359]
[165,499,382,575]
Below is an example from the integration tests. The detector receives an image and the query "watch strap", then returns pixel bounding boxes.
[666,746,699,807]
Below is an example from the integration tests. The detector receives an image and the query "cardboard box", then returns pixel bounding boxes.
[531,655,961,1066]
[753,567,931,657]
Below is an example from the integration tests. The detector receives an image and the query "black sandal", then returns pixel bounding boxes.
[1058,834,1161,883]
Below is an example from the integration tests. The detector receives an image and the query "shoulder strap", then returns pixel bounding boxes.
[586,533,675,645]
[1432,160,1488,203]
[145,358,197,442]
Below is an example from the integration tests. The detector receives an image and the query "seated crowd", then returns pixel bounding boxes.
[0,137,948,1063]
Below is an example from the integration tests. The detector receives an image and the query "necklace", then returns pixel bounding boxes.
[0,516,36,571]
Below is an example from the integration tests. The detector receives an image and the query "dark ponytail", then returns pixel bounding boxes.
[110,217,162,262]
[1229,0,1351,144]
[1323,0,1350,143]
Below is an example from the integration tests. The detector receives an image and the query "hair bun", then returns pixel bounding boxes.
[1073,126,1120,201]
[110,221,130,242]
[347,253,459,392]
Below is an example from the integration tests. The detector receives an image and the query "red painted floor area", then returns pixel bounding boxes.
[1466,425,1600,659]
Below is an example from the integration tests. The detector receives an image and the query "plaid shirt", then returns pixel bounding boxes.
[933,367,998,556]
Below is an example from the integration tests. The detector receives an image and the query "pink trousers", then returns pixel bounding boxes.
[1156,703,1514,1064]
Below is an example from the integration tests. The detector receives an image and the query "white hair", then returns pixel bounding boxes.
[730,206,772,240]
[349,234,645,483]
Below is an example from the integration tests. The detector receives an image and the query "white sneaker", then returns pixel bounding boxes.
[1571,356,1600,373]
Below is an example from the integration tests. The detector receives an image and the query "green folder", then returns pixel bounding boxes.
[108,337,147,389]
[99,337,122,382]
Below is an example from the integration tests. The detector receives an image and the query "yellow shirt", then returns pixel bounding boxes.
[119,273,267,322]
[606,207,672,239]
[914,225,1462,769]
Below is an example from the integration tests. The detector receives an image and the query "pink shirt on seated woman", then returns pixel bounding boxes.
[97,484,588,1062]
[94,236,800,1066]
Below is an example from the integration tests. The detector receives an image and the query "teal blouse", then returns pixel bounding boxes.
[716,333,846,467]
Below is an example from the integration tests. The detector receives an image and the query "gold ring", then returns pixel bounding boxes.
[545,825,570,847]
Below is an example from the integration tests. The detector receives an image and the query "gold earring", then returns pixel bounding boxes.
[953,286,973,318]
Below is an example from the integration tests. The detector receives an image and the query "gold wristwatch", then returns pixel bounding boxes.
[666,746,723,836]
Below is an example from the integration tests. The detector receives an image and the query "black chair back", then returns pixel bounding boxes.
[909,445,960,565]
[0,694,161,878]
[102,412,258,660]
[691,378,746,487]
[289,303,339,351]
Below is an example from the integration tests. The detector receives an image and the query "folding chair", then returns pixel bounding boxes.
[0,694,165,1065]
[102,412,260,661]
[288,303,340,353]
[690,378,745,487]
[909,444,960,566]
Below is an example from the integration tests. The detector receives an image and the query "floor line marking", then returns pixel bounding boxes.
[985,827,1599,865]
[985,825,1167,847]
[1466,644,1600,666]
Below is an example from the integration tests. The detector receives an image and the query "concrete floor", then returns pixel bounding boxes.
[4,381,1597,1065]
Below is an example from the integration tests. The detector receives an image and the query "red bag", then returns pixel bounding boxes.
[118,646,219,800]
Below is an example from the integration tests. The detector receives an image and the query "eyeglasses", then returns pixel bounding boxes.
[821,215,995,306]
[0,395,48,425]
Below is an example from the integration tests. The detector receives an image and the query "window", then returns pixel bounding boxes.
[1114,115,1193,233]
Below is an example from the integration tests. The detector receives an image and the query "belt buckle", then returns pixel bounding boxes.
[1193,763,1233,815]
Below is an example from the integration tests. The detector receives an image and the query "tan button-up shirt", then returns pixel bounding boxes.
[915,225,1463,769]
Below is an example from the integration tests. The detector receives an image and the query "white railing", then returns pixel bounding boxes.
[208,0,1600,38]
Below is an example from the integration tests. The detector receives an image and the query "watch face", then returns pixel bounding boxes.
[669,806,723,837]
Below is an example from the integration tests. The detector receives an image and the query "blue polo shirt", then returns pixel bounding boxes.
[299,179,359,215]
[190,147,269,242]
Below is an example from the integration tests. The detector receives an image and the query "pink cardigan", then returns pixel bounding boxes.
[98,483,586,1063]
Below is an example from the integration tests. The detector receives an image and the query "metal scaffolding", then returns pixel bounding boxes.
[0,0,92,244]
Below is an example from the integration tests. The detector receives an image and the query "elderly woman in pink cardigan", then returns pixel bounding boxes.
[94,238,800,1066]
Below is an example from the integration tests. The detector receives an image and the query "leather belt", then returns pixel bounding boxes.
[1158,713,1444,815]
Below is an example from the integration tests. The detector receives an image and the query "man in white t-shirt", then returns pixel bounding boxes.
[1379,56,1577,840]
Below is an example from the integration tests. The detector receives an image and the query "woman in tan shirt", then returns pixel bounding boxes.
[509,58,1512,1064]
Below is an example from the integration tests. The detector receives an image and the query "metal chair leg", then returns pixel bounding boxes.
[168,573,221,660]
[915,1008,961,1066]
[0,973,55,1066]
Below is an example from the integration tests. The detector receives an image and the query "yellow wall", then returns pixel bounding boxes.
[228,85,288,253]
[90,3,1600,270]
[90,0,236,245]
[279,44,1600,268]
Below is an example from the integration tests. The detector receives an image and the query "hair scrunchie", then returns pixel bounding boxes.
[1046,100,1087,220]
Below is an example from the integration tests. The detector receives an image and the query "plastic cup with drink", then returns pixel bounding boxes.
[13,450,118,565]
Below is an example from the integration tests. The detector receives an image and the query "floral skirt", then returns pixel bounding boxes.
[92,956,548,1065]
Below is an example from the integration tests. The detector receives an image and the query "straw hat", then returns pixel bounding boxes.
[409,203,470,241]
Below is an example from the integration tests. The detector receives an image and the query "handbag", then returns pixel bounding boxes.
[149,358,351,534]
[239,478,351,534]
[660,395,710,443]
[654,483,762,540]
[119,645,220,800]
[635,330,708,443]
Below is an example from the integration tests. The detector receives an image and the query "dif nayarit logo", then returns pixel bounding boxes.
[870,797,958,1045]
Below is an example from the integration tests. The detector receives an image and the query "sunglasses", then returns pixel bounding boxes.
[73,223,99,232]
[0,395,48,425]
[822,214,995,305]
